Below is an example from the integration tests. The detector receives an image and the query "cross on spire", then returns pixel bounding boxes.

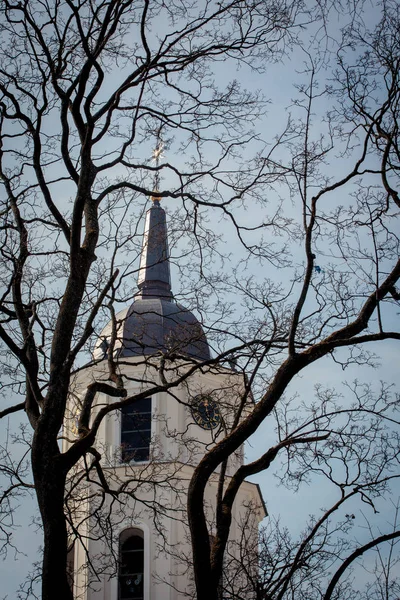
[151,127,164,203]
[136,128,172,299]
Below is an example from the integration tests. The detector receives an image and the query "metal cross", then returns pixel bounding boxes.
[151,127,164,196]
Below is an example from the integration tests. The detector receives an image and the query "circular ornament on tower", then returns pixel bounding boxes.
[190,395,221,430]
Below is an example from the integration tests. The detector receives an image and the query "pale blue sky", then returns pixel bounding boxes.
[1,0,399,597]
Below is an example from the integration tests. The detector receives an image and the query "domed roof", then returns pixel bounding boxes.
[94,199,211,362]
[112,297,210,360]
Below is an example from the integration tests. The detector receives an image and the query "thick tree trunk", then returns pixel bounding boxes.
[32,430,73,600]
[188,470,220,600]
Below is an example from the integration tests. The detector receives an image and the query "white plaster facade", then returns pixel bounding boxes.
[64,356,265,600]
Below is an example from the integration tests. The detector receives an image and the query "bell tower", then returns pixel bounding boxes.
[65,191,265,600]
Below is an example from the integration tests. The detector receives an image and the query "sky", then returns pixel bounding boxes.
[0,0,399,597]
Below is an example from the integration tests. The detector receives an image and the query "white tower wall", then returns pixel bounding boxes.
[64,358,265,600]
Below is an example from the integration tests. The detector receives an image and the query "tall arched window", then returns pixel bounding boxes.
[121,398,152,463]
[118,530,144,600]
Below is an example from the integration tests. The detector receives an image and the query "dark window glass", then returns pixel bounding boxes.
[121,398,151,463]
[66,544,74,589]
[119,534,144,600]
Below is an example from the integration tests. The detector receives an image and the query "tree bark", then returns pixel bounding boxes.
[32,427,73,600]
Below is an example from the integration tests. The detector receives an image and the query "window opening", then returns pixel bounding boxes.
[119,533,144,600]
[121,398,152,462]
[66,542,75,590]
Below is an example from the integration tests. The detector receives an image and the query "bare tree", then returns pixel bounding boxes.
[186,4,400,599]
[219,384,400,600]
[0,1,399,600]
[0,0,301,597]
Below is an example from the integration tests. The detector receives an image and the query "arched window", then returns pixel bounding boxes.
[120,398,152,462]
[118,530,144,600]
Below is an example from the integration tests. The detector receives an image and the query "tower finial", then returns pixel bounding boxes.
[151,126,164,203]
[136,127,172,299]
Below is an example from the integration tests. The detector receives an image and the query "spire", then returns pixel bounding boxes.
[136,199,172,299]
[136,131,173,300]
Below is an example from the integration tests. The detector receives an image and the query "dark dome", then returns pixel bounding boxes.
[94,298,211,362]
[118,297,211,360]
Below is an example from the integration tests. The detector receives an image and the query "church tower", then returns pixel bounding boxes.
[65,196,265,600]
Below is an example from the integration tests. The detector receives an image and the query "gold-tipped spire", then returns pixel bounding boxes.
[151,127,164,203]
[137,128,171,299]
